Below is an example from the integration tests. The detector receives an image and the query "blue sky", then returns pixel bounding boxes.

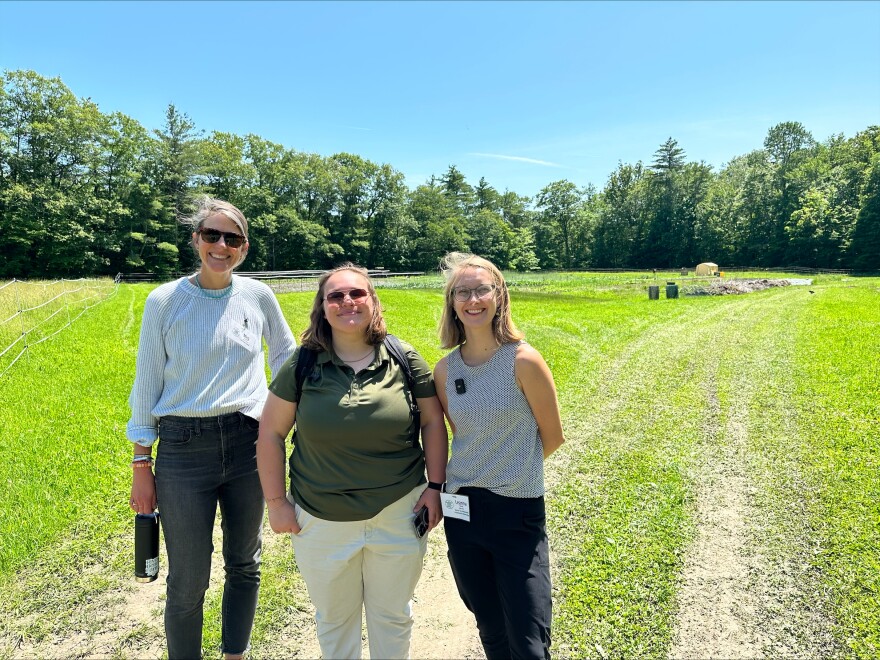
[2,1,879,197]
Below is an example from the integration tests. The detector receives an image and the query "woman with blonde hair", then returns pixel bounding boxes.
[127,197,295,659]
[257,263,447,659]
[434,252,564,660]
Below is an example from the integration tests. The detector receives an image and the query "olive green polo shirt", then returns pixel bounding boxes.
[269,340,436,521]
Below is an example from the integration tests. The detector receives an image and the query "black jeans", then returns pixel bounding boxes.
[444,487,552,660]
[155,412,264,659]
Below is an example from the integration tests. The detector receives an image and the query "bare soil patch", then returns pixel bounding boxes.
[3,520,482,660]
[668,395,768,659]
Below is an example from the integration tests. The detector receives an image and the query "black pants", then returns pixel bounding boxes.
[444,487,552,660]
[156,412,263,658]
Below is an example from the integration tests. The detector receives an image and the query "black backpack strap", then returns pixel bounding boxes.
[383,334,422,444]
[293,346,318,405]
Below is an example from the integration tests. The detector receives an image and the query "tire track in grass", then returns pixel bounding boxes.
[548,289,837,657]
[669,301,768,658]
[546,296,736,490]
[548,295,752,657]
[669,289,838,658]
[735,294,841,657]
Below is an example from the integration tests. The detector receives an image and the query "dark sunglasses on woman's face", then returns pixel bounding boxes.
[197,228,246,248]
[324,288,369,304]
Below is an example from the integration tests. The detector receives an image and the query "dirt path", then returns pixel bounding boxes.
[407,528,484,660]
[668,394,767,658]
[668,294,837,659]
[5,517,483,660]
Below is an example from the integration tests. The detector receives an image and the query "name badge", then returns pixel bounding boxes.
[229,324,256,351]
[441,492,471,522]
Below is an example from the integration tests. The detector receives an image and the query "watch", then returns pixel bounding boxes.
[427,481,443,491]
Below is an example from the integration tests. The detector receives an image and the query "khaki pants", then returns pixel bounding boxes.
[290,484,428,659]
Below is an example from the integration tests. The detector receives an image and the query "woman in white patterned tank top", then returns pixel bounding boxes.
[433,252,565,660]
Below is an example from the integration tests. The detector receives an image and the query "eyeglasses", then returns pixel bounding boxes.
[324,288,369,304]
[452,284,495,302]
[197,228,246,248]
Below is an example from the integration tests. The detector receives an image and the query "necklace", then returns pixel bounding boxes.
[195,274,233,299]
[339,347,374,364]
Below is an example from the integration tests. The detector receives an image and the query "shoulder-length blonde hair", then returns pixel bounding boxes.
[439,252,524,349]
[300,263,387,352]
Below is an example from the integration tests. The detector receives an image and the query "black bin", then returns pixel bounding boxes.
[666,282,679,299]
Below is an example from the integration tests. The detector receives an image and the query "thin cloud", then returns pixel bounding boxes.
[469,153,564,168]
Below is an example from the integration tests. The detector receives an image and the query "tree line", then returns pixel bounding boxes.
[1,69,878,279]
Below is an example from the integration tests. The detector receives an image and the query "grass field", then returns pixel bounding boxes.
[0,272,877,658]
[0,278,117,378]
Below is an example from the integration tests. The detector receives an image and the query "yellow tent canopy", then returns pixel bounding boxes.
[695,262,718,276]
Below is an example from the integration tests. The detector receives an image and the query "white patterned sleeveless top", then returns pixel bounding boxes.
[445,341,544,498]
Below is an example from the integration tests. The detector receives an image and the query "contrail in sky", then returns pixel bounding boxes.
[469,153,564,167]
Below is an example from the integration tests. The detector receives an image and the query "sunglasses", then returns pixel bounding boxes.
[324,288,369,304]
[452,284,495,302]
[197,228,246,248]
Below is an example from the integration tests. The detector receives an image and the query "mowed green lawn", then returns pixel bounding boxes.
[0,274,877,658]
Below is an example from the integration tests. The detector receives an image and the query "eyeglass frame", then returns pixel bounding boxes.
[451,284,496,302]
[324,288,370,304]
[196,227,247,249]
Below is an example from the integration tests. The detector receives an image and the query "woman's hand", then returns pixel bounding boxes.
[130,468,157,514]
[267,500,301,535]
[414,487,443,532]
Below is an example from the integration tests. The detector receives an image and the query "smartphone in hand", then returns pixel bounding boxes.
[413,506,429,538]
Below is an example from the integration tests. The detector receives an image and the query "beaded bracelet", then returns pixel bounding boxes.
[132,459,154,468]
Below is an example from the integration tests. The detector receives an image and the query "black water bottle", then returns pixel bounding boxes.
[134,512,160,583]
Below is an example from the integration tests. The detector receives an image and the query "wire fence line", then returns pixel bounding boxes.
[3,265,850,379]
[0,277,119,379]
[115,270,432,295]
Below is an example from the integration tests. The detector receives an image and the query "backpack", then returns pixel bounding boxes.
[293,334,422,445]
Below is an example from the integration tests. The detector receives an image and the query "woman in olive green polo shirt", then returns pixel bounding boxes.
[256,263,447,660]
